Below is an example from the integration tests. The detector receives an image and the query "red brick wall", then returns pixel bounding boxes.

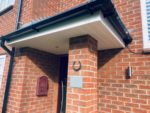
[20,0,34,26]
[32,0,86,24]
[6,48,60,113]
[0,0,150,113]
[0,0,86,34]
[67,35,98,113]
[98,0,150,113]
[0,0,18,36]
[21,0,86,27]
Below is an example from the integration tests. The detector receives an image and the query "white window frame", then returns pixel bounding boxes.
[0,55,6,88]
[0,0,15,12]
[141,0,150,52]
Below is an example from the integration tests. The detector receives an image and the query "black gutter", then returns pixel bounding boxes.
[1,0,132,45]
[15,0,23,29]
[101,0,132,45]
[1,0,103,40]
[0,40,15,113]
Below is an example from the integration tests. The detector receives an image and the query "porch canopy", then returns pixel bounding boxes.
[1,0,132,54]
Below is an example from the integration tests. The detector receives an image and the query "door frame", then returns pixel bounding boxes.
[57,55,68,113]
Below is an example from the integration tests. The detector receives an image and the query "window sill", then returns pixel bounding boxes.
[142,40,150,53]
[143,48,150,53]
[0,5,13,16]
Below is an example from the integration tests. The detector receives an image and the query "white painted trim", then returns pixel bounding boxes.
[140,0,150,51]
[0,55,6,88]
[99,12,125,48]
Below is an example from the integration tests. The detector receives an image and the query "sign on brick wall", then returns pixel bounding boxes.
[36,76,48,96]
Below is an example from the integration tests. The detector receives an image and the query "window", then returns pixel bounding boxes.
[0,55,6,87]
[141,0,150,51]
[0,0,15,12]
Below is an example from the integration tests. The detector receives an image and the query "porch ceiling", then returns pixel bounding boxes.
[8,12,125,54]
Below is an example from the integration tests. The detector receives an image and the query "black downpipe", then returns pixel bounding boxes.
[1,46,15,113]
[0,40,15,113]
[16,0,23,30]
[1,0,22,112]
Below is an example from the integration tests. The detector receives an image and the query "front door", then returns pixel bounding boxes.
[58,56,68,113]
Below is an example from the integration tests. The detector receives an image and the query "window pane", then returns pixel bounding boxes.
[8,0,15,5]
[0,0,15,11]
[146,0,150,40]
[0,0,2,11]
[3,0,8,9]
[0,1,5,11]
[0,55,6,87]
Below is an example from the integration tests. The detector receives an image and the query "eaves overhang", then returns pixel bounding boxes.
[1,0,132,53]
[0,0,132,44]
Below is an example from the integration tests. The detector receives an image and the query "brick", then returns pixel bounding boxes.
[112,100,124,105]
[132,89,146,94]
[100,107,111,112]
[124,84,137,89]
[132,99,147,104]
[139,95,150,100]
[119,106,131,111]
[133,108,147,113]
[112,84,123,88]
[106,104,117,109]
[140,105,150,110]
[125,93,138,98]
[107,96,117,100]
[112,110,124,113]
[125,102,139,108]
[118,97,131,102]
[139,85,150,90]
[112,92,123,96]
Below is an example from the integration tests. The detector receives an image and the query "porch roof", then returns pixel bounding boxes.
[0,0,132,54]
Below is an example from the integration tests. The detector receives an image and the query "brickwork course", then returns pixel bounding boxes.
[0,0,150,113]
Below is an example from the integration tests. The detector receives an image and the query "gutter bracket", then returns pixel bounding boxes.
[86,4,94,15]
[103,9,115,17]
[32,27,40,32]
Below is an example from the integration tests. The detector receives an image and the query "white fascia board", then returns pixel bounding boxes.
[8,11,124,50]
[99,12,125,48]
[8,12,101,45]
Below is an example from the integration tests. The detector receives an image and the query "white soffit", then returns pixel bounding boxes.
[8,11,125,54]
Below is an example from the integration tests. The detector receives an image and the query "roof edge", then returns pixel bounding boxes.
[0,0,132,45]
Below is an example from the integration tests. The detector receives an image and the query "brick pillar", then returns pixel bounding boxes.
[66,35,98,113]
